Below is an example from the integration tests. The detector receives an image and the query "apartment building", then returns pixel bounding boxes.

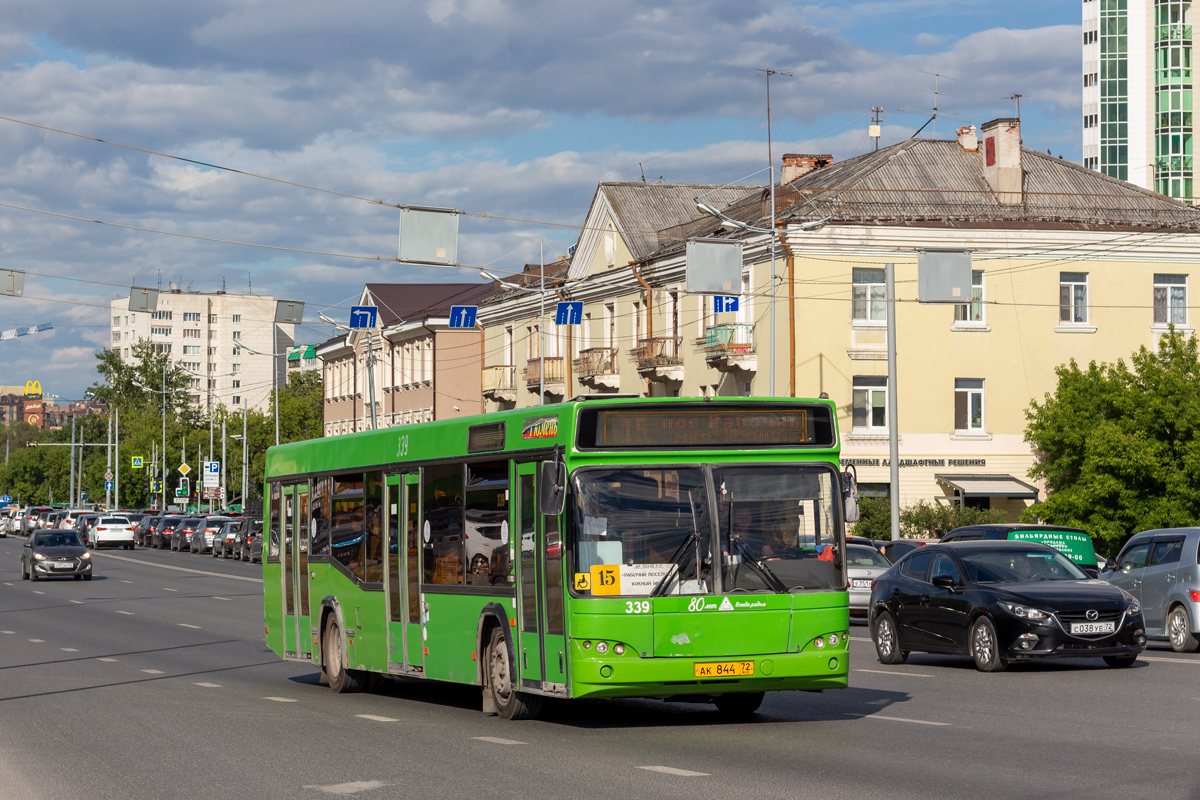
[318,282,495,436]
[481,120,1200,518]
[1083,0,1193,199]
[109,289,293,414]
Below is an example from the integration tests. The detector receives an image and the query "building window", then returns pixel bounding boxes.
[183,329,200,339]
[852,268,886,324]
[208,314,217,323]
[232,331,241,340]
[232,395,241,405]
[232,347,240,356]
[232,314,241,323]
[232,380,240,389]
[232,363,241,373]
[954,270,985,325]
[112,332,121,342]
[1059,272,1089,324]
[151,326,172,337]
[954,379,985,433]
[852,376,888,432]
[207,347,216,356]
[1154,274,1187,326]
[152,343,172,354]
[152,310,173,321]
[112,315,121,326]
[183,345,201,355]
[183,312,200,322]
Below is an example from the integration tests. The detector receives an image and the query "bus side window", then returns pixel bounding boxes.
[330,473,365,579]
[363,472,384,584]
[311,476,331,556]
[423,463,465,586]
[267,481,281,561]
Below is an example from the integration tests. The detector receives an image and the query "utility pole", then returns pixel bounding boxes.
[115,407,120,509]
[871,107,884,151]
[105,414,112,509]
[366,329,378,430]
[886,263,900,542]
[69,418,75,507]
[757,67,793,398]
[540,238,545,405]
[221,417,227,511]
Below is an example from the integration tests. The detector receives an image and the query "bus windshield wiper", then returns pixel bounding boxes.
[729,535,787,594]
[651,490,704,598]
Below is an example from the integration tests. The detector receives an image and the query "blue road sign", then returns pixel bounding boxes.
[350,305,378,329]
[131,456,144,469]
[105,481,115,491]
[448,305,478,329]
[0,495,10,503]
[713,296,739,313]
[555,301,584,326]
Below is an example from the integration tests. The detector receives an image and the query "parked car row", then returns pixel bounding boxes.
[133,513,263,562]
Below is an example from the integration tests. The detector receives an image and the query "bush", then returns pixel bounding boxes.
[850,498,1007,540]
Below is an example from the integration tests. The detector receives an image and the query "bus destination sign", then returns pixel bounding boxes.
[579,405,834,450]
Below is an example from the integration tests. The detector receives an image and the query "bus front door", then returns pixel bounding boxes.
[515,464,543,686]
[385,474,422,673]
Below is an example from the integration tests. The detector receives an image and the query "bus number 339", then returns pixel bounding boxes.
[625,600,650,614]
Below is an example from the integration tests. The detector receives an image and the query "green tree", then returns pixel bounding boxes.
[851,497,1005,539]
[1023,329,1200,555]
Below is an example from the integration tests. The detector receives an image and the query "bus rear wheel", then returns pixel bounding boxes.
[323,615,364,694]
[487,627,541,720]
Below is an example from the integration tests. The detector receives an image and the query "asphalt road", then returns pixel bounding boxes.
[1,536,1197,800]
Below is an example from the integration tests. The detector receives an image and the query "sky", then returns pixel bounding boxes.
[0,0,1081,401]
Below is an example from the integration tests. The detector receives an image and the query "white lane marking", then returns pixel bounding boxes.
[850,636,872,642]
[472,736,526,745]
[212,596,231,601]
[94,552,260,583]
[859,714,951,727]
[3,582,11,586]
[1,631,13,635]
[61,648,78,652]
[637,766,710,777]
[28,638,44,643]
[32,590,44,595]
[115,610,134,616]
[1139,656,1200,664]
[194,682,222,688]
[97,657,118,662]
[69,600,83,605]
[178,623,202,629]
[163,588,178,592]
[302,781,388,796]
[141,669,165,674]
[356,714,399,723]
[855,668,934,678]
[264,696,297,703]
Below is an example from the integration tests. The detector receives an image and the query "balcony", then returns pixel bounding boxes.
[704,323,756,373]
[523,357,566,398]
[632,337,684,383]
[573,347,620,390]
[482,365,516,403]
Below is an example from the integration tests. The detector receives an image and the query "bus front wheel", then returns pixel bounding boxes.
[487,627,542,720]
[323,615,364,694]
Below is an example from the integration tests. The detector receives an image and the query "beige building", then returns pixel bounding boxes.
[109,289,293,414]
[318,283,495,436]
[480,120,1200,519]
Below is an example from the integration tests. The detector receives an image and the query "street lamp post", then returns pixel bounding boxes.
[237,342,285,446]
[479,265,583,406]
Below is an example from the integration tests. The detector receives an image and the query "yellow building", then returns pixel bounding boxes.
[479,119,1200,518]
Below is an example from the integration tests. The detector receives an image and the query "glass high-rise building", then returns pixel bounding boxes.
[1084,0,1194,200]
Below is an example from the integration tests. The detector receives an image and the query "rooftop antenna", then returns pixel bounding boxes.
[639,162,647,183]
[248,270,252,295]
[870,107,884,151]
[902,71,963,139]
[221,275,226,293]
[1004,93,1024,143]
[157,269,162,291]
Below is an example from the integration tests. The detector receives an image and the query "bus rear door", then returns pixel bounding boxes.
[385,473,423,673]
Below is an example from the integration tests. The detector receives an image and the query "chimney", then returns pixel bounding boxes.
[781,153,833,183]
[979,118,1022,205]
[956,125,978,152]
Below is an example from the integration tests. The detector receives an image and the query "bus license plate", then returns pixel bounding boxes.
[1071,622,1115,635]
[694,661,754,678]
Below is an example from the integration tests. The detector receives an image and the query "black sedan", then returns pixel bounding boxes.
[21,529,93,581]
[870,541,1145,671]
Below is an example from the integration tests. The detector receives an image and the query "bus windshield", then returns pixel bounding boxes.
[570,465,842,596]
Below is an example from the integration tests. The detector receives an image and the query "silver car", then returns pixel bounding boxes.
[1104,527,1200,653]
[847,544,891,618]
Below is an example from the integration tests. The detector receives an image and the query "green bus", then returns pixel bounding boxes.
[263,397,859,719]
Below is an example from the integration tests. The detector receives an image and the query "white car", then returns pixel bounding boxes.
[88,516,135,550]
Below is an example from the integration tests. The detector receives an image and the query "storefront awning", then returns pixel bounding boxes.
[934,474,1038,499]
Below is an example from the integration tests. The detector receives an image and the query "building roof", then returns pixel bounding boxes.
[598,182,760,261]
[364,283,498,326]
[747,137,1200,230]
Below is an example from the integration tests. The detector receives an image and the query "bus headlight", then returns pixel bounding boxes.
[613,644,625,655]
[595,641,609,655]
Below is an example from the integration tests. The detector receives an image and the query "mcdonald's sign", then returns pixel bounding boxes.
[23,380,41,398]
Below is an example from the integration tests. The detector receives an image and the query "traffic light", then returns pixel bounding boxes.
[145,477,153,492]
[176,477,189,498]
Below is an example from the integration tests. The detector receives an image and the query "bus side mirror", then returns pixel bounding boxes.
[538,452,566,517]
[842,467,860,524]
